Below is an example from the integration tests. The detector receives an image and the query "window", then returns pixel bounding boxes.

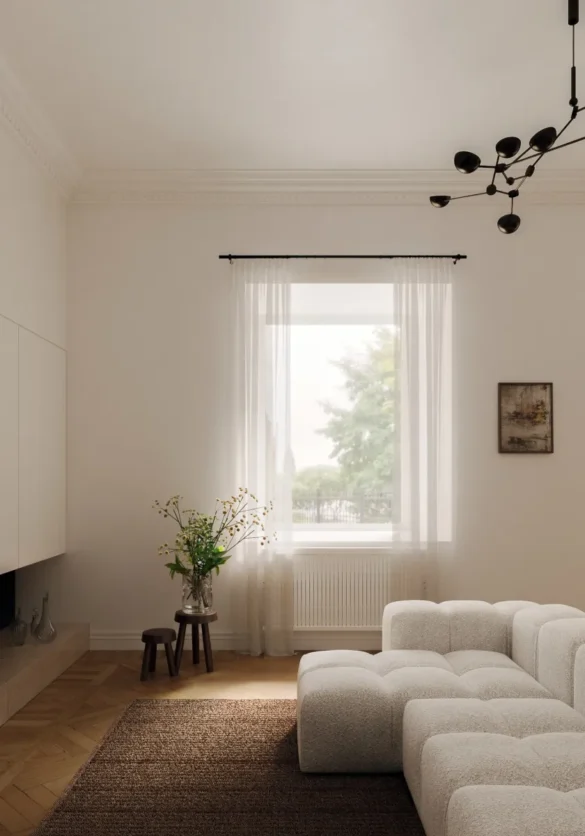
[234,258,453,555]
[288,282,397,544]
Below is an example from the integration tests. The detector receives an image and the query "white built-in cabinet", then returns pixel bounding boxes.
[18,329,66,567]
[0,316,66,573]
[0,316,19,573]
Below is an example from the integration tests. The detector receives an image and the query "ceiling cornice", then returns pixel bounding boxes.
[0,56,80,196]
[73,168,585,206]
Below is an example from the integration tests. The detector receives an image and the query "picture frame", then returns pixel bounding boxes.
[498,382,553,454]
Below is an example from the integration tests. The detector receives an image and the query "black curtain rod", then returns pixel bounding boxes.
[219,254,467,262]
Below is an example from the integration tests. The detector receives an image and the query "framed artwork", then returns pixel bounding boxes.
[498,382,553,454]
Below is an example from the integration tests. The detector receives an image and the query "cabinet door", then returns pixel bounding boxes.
[18,329,66,567]
[0,316,18,574]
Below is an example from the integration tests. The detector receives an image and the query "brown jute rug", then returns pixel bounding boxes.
[34,699,423,836]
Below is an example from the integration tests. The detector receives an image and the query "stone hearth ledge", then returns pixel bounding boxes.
[0,623,90,725]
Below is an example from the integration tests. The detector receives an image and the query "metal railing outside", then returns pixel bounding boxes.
[292,492,392,524]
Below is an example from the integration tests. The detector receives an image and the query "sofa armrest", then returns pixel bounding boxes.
[512,604,585,678]
[575,644,585,716]
[537,618,585,706]
[492,601,540,655]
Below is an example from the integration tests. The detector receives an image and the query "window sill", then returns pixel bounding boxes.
[290,527,394,548]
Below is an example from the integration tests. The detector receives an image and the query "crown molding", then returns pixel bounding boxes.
[73,167,585,206]
[0,56,80,196]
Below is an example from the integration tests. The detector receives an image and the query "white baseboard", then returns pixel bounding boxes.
[293,630,382,651]
[90,629,382,652]
[90,630,236,651]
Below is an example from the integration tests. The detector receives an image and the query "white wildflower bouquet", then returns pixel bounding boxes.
[153,488,274,579]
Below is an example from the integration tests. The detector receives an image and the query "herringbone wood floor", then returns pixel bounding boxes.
[0,650,299,834]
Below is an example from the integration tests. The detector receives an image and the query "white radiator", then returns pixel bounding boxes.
[293,551,394,630]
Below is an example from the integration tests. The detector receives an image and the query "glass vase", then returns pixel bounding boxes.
[36,593,57,643]
[10,608,27,646]
[181,574,213,614]
[200,574,213,613]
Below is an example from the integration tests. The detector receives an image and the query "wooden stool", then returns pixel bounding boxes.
[174,610,218,673]
[140,627,178,681]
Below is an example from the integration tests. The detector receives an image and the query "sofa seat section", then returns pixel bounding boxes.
[297,649,552,772]
[446,786,585,836]
[418,732,585,836]
[403,698,585,810]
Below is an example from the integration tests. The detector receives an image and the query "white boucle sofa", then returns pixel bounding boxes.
[297,600,585,836]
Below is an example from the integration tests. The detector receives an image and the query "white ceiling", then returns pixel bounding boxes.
[0,0,583,172]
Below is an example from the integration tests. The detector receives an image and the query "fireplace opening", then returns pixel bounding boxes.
[0,571,15,630]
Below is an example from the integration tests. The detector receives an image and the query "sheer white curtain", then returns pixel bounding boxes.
[229,259,295,656]
[279,256,454,602]
[227,257,453,654]
[391,259,454,601]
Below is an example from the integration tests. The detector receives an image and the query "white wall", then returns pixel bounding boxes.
[0,117,67,594]
[51,198,585,647]
[0,125,66,348]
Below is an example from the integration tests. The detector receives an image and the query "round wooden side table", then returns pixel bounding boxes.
[174,610,218,673]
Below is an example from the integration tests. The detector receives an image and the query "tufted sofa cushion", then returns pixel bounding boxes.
[297,649,552,772]
[419,732,585,836]
[382,600,537,655]
[446,786,585,836]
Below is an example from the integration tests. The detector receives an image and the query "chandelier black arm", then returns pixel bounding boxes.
[546,133,585,151]
[555,114,577,144]
[490,156,500,186]
[514,173,531,190]
[506,133,585,165]
[518,152,544,184]
[506,145,533,168]
[449,192,487,201]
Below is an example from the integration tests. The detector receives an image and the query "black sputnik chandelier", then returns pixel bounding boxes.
[431,0,585,233]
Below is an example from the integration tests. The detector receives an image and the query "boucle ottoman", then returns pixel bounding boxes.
[446,786,585,836]
[418,732,585,836]
[403,698,585,812]
[297,649,551,772]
